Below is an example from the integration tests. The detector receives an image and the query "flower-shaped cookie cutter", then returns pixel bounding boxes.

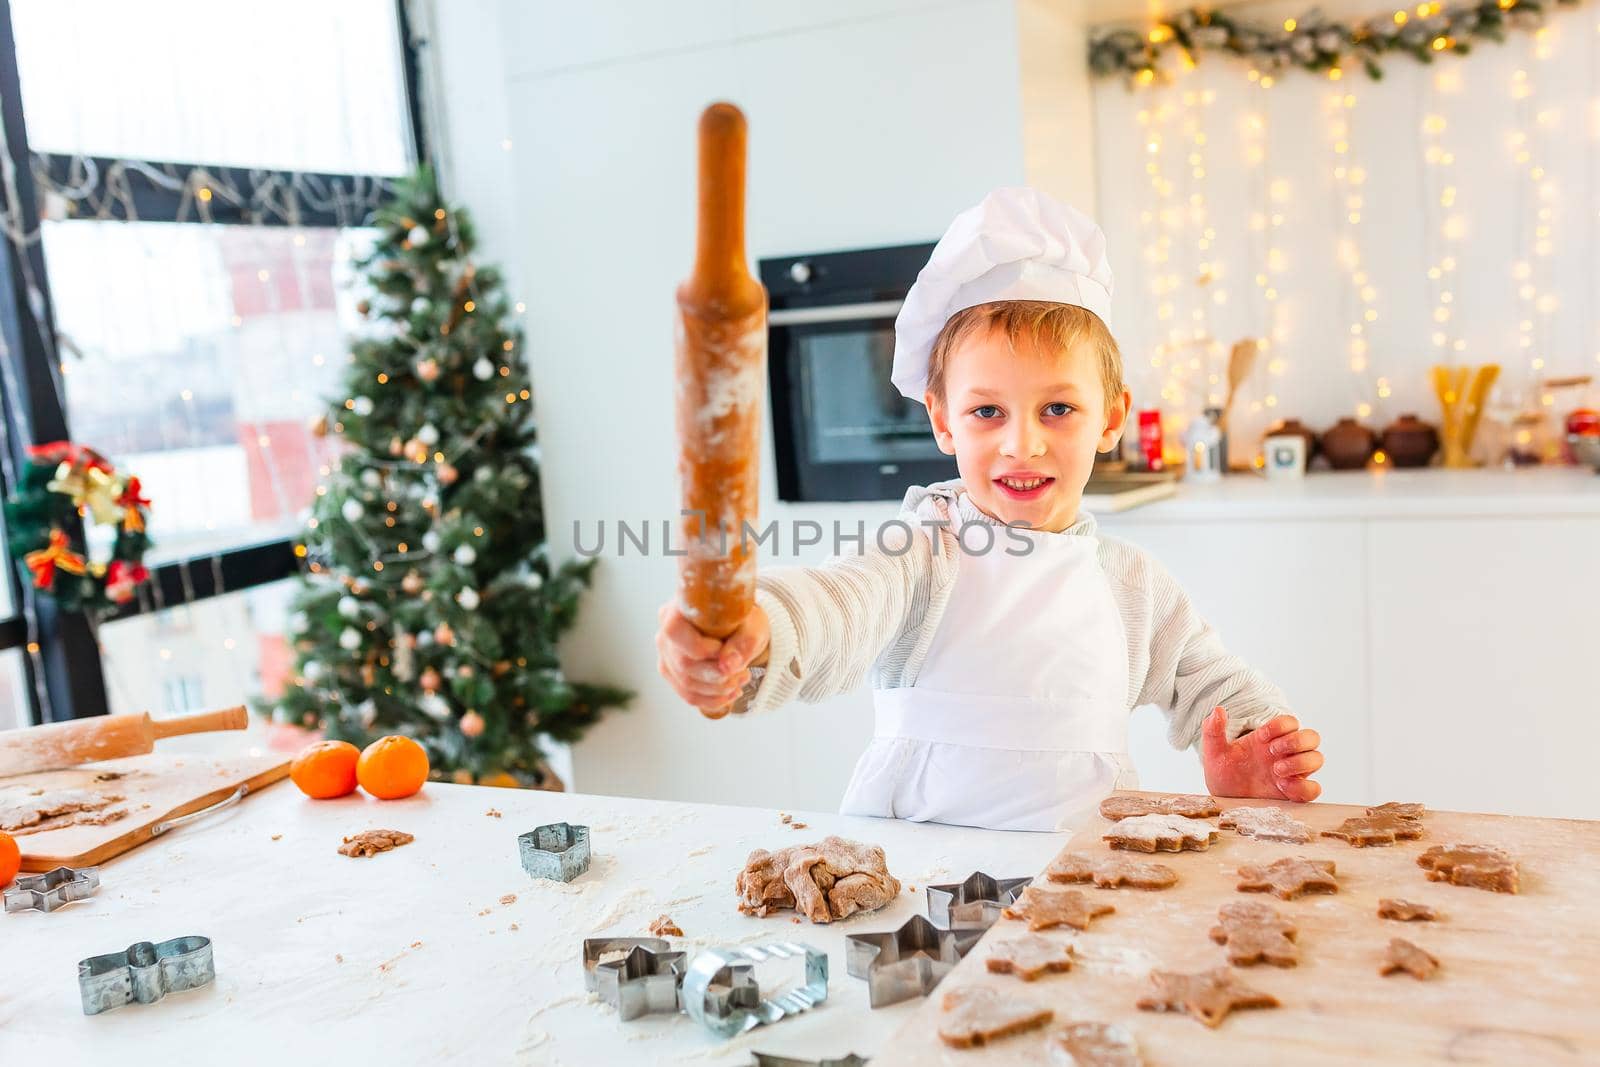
[845,913,979,1008]
[4,865,100,913]
[681,941,828,1038]
[582,937,671,992]
[78,935,215,1015]
[925,871,1031,932]
[595,942,687,1021]
[518,822,591,882]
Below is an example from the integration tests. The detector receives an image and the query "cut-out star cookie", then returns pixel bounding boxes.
[1136,967,1279,1028]
[1209,901,1299,967]
[1321,812,1424,848]
[985,935,1076,981]
[1416,843,1520,894]
[1368,801,1426,820]
[1218,806,1313,844]
[1380,938,1439,979]
[1378,898,1439,922]
[1099,794,1221,821]
[938,985,1054,1048]
[1046,852,1178,890]
[1102,814,1218,853]
[1236,857,1339,899]
[1046,1022,1142,1066]
[1002,886,1115,932]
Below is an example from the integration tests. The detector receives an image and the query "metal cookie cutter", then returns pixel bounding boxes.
[681,941,828,1038]
[595,943,687,1021]
[750,1055,869,1067]
[4,865,100,913]
[582,937,671,992]
[845,914,976,1008]
[926,871,1031,934]
[519,822,590,882]
[78,935,215,1015]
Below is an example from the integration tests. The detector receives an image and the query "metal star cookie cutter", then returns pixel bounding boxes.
[681,941,828,1038]
[845,914,978,1008]
[78,935,215,1015]
[4,865,100,913]
[925,871,1031,933]
[595,942,687,1021]
[519,822,590,882]
[582,937,671,993]
[749,1054,869,1067]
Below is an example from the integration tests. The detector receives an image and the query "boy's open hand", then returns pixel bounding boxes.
[655,601,770,719]
[1200,706,1323,803]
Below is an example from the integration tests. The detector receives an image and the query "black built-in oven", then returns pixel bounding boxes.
[761,242,958,502]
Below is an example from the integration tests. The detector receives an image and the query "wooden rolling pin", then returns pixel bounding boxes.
[0,705,248,778]
[674,102,767,716]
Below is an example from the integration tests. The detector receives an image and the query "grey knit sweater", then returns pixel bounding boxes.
[732,479,1289,751]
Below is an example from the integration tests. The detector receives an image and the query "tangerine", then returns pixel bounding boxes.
[290,740,361,799]
[0,831,19,888]
[357,735,429,800]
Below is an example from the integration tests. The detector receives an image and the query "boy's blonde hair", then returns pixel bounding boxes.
[925,301,1124,409]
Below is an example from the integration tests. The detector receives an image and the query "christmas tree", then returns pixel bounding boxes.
[273,168,630,786]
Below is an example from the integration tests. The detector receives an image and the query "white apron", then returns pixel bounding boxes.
[838,519,1135,832]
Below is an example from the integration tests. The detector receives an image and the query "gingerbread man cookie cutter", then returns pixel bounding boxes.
[925,871,1031,933]
[4,865,100,913]
[78,935,215,1015]
[845,914,978,1008]
[681,941,828,1038]
[519,822,590,882]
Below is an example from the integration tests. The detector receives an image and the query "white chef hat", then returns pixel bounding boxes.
[891,186,1114,404]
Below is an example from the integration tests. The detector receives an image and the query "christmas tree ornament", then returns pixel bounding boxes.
[434,622,456,647]
[388,436,404,456]
[420,667,442,692]
[338,596,362,619]
[352,396,375,417]
[401,571,424,595]
[415,357,440,383]
[457,587,480,610]
[453,544,476,566]
[459,710,485,738]
[341,498,364,522]
[422,530,442,552]
[361,469,382,489]
[302,660,325,683]
[417,424,440,446]
[437,464,459,487]
[419,693,451,720]
[473,357,494,381]
[339,628,362,651]
[408,225,429,246]
[411,296,430,314]
[475,466,493,483]
[457,664,474,679]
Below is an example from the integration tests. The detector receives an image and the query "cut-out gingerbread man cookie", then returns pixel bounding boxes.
[1208,901,1299,967]
[938,985,1054,1048]
[1321,812,1424,847]
[1236,857,1339,899]
[1046,1022,1142,1067]
[986,935,1076,981]
[1416,843,1520,894]
[1099,794,1221,821]
[1218,806,1313,843]
[1002,886,1116,932]
[1378,898,1439,922]
[1136,967,1279,1028]
[1102,814,1218,853]
[1046,852,1178,890]
[1380,938,1439,979]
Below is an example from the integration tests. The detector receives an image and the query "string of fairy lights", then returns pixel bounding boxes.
[1106,1,1600,456]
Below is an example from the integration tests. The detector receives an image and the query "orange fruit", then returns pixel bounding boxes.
[357,735,429,800]
[0,831,19,888]
[290,740,361,799]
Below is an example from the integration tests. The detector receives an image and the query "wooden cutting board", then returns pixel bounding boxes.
[1,751,291,871]
[874,791,1600,1065]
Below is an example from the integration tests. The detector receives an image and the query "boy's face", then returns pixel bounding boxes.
[926,325,1131,533]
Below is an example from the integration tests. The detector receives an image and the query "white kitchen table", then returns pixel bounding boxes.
[1,779,1069,1065]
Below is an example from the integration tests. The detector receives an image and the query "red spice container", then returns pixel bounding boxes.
[1137,410,1165,472]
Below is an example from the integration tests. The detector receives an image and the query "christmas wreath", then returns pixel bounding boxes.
[4,441,152,612]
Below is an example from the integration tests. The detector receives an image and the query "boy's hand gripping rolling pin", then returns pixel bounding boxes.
[674,103,767,719]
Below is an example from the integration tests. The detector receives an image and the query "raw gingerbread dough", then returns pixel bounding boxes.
[1136,968,1279,1028]
[1047,852,1177,890]
[1209,901,1299,967]
[734,835,900,922]
[1380,938,1439,979]
[1002,887,1115,932]
[1046,1022,1142,1067]
[1218,806,1313,844]
[647,914,683,937]
[986,936,1076,980]
[1099,794,1221,821]
[1102,813,1218,853]
[1416,843,1520,894]
[338,829,414,857]
[1236,857,1339,899]
[1378,898,1439,922]
[1321,812,1424,847]
[938,985,1054,1048]
[0,786,127,836]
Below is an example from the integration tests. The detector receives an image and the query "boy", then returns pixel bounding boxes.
[656,187,1323,831]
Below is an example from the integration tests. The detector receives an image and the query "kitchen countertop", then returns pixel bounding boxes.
[1097,467,1600,523]
[1,779,1067,1065]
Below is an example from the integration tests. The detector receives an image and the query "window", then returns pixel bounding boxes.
[0,0,422,724]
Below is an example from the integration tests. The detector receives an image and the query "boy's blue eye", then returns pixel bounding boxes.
[1045,403,1074,417]
[973,405,1001,419]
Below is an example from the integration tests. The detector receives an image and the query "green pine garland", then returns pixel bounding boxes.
[1091,0,1584,84]
[271,167,631,786]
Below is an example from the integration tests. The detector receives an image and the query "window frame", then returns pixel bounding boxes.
[0,0,428,723]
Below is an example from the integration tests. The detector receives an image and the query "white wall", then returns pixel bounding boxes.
[427,0,1037,808]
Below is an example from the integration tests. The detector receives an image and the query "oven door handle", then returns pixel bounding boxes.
[767,299,904,327]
